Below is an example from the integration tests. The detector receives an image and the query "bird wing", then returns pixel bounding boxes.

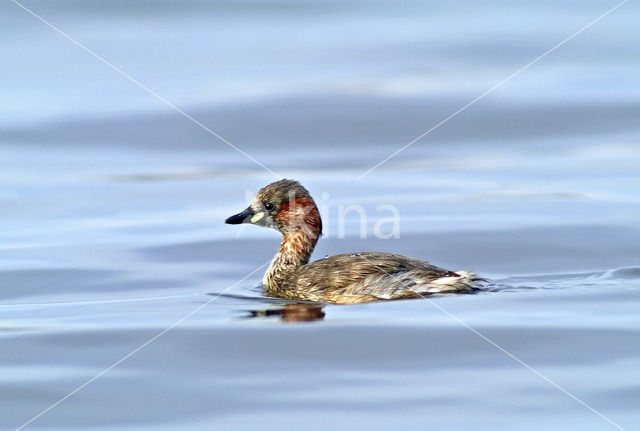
[290,252,462,302]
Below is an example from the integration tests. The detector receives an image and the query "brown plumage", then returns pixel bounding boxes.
[225,179,484,304]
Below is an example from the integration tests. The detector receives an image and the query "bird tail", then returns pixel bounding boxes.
[420,271,488,294]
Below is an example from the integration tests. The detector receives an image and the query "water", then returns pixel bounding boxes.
[1,1,640,430]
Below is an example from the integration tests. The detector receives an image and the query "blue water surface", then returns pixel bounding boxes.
[1,1,639,430]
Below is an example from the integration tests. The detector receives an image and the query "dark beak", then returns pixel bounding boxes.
[225,206,254,224]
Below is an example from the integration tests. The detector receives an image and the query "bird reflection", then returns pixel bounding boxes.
[244,303,325,322]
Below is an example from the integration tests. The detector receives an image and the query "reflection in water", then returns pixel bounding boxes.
[244,303,325,323]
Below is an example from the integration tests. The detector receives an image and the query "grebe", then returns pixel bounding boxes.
[225,179,483,304]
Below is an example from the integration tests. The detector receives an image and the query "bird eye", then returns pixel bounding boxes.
[264,202,275,211]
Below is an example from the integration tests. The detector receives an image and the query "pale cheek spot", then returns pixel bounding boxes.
[251,212,265,223]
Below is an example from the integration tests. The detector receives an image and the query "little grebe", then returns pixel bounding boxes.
[225,179,483,304]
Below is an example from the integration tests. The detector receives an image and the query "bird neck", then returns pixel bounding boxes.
[262,200,321,294]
